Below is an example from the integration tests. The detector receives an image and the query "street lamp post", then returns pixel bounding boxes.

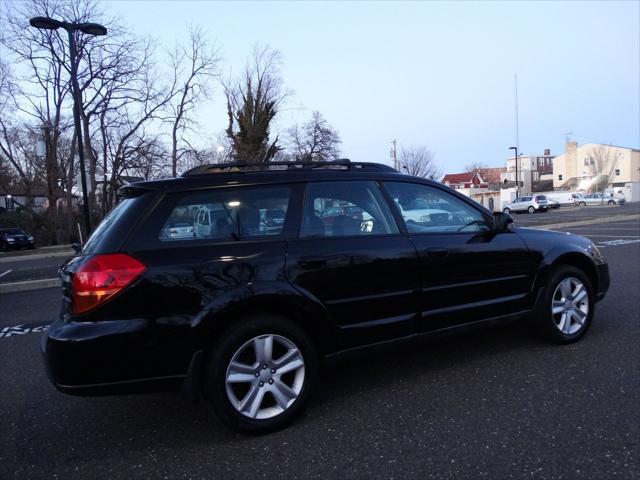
[29,16,107,239]
[509,146,519,198]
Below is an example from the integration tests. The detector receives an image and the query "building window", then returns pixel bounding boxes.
[615,169,620,176]
[558,174,563,181]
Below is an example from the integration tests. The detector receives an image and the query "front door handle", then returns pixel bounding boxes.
[426,247,449,258]
[298,257,327,269]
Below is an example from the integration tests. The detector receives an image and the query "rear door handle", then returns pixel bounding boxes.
[298,257,327,269]
[426,247,449,258]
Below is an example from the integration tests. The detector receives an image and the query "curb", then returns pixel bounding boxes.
[0,250,74,264]
[0,246,73,258]
[0,278,60,294]
[532,214,640,230]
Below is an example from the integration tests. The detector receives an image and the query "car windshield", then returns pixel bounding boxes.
[1,228,24,235]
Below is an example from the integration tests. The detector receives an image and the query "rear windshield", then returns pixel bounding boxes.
[82,199,133,253]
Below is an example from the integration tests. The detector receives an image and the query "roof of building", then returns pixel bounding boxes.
[442,172,478,184]
[476,167,506,184]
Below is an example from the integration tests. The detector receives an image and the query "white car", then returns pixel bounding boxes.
[503,195,549,214]
[165,222,194,239]
[397,202,452,226]
[576,193,626,206]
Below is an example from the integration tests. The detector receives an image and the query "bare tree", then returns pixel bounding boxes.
[587,144,619,199]
[167,27,220,177]
[1,0,77,225]
[399,146,441,179]
[287,111,341,162]
[224,45,288,163]
[464,160,487,172]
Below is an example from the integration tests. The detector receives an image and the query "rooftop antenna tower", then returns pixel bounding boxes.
[514,74,519,152]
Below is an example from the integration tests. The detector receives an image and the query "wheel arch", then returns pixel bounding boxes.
[192,282,339,355]
[547,252,599,294]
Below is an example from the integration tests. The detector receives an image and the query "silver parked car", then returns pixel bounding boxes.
[503,195,549,214]
[576,193,626,206]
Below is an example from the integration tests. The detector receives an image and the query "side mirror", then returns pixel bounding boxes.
[71,243,82,253]
[492,212,513,233]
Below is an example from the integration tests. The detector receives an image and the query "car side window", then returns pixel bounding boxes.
[301,181,398,237]
[158,186,291,242]
[384,181,491,233]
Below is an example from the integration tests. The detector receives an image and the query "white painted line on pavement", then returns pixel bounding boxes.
[581,235,640,238]
[563,227,640,231]
[0,277,61,294]
[0,323,49,339]
[0,269,12,279]
[597,239,640,247]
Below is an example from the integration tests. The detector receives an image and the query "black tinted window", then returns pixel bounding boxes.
[158,186,291,242]
[384,182,490,233]
[301,181,398,237]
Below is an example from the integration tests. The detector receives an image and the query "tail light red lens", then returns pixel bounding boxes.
[72,253,147,314]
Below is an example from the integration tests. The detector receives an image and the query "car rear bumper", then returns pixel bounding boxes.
[41,316,196,396]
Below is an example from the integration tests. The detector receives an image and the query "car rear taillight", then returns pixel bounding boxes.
[71,253,147,314]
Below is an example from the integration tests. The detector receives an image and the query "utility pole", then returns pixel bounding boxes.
[513,75,521,198]
[514,74,519,153]
[390,139,398,170]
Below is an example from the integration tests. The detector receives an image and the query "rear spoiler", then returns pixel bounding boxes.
[118,183,159,198]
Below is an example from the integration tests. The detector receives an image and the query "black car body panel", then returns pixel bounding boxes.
[42,165,610,396]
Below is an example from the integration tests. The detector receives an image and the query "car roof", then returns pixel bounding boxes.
[123,163,445,195]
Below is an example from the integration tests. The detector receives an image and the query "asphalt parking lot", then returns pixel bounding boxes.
[1,204,639,479]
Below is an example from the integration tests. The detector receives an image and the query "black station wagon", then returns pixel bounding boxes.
[43,161,610,432]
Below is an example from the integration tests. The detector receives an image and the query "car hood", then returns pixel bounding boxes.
[514,226,601,257]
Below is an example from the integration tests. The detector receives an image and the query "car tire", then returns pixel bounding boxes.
[535,265,594,344]
[503,208,511,214]
[202,314,318,434]
[579,201,586,206]
[528,206,535,214]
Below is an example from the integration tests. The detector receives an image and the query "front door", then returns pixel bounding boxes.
[285,180,421,349]
[383,181,538,332]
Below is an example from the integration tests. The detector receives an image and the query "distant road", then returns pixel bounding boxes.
[0,253,71,284]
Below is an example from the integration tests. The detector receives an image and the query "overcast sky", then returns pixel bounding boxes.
[105,0,639,172]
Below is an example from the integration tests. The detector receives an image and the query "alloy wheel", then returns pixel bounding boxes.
[225,334,306,420]
[551,277,589,335]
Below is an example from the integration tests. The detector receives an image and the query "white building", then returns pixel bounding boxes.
[501,148,556,194]
[553,142,640,202]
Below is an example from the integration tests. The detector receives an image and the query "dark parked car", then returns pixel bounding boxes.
[43,161,610,433]
[0,227,35,250]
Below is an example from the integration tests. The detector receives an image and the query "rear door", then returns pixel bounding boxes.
[510,198,523,211]
[285,180,421,349]
[383,181,538,332]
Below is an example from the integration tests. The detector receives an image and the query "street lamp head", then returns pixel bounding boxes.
[509,146,517,151]
[77,22,107,36]
[29,16,63,30]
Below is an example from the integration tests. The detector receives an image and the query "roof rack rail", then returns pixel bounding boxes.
[181,159,397,176]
